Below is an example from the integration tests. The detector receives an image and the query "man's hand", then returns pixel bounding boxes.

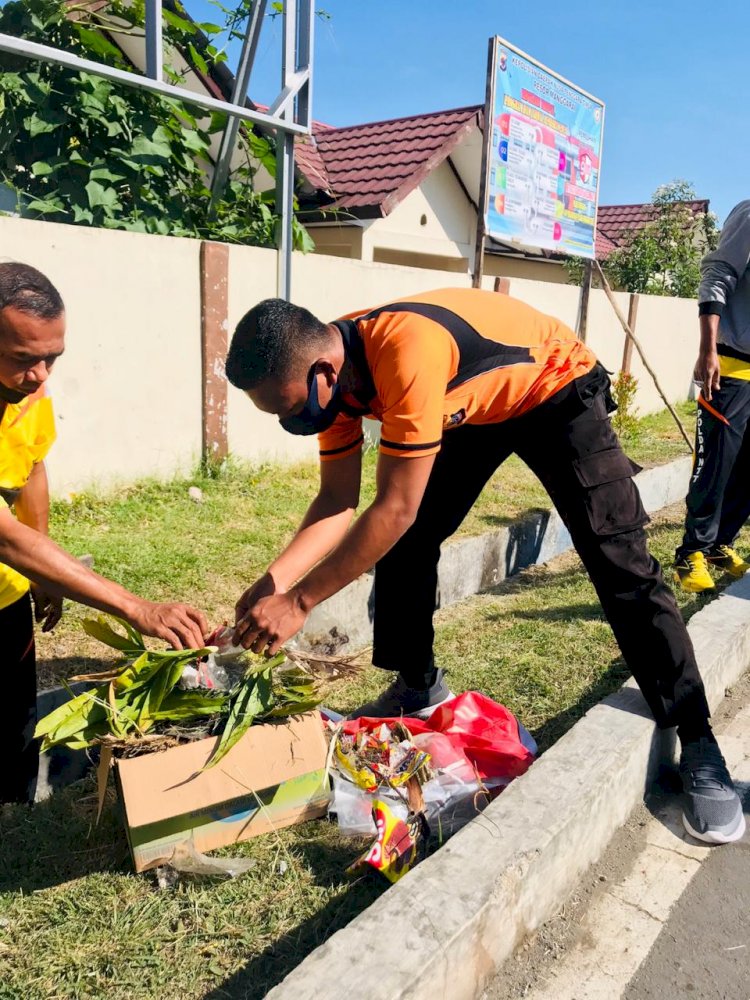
[234,590,308,655]
[694,348,721,401]
[127,600,208,650]
[30,583,63,633]
[234,572,281,627]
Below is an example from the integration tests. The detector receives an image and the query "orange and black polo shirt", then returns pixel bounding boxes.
[318,287,597,462]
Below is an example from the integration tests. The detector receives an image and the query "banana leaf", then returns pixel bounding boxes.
[82,616,143,653]
[204,667,274,769]
[151,689,228,721]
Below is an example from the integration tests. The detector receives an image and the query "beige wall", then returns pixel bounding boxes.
[1,215,697,495]
[362,162,475,264]
[0,216,203,496]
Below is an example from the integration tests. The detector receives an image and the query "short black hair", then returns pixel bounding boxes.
[0,262,64,320]
[226,298,331,390]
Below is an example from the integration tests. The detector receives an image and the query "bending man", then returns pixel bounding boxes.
[227,287,743,845]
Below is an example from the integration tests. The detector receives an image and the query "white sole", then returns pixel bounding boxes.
[682,808,746,845]
[408,691,456,720]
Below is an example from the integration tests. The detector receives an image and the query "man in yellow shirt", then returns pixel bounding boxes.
[0,263,207,803]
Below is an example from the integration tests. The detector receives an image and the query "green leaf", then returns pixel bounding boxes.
[85,180,120,212]
[187,43,208,76]
[90,166,125,183]
[181,129,207,154]
[75,27,124,62]
[162,8,196,33]
[24,112,62,137]
[72,205,94,225]
[82,616,137,651]
[24,199,65,215]
[130,134,171,162]
[31,161,54,177]
[151,690,228,721]
[205,668,274,769]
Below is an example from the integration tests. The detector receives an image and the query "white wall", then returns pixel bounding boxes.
[0,215,698,494]
[0,217,203,496]
[362,161,475,263]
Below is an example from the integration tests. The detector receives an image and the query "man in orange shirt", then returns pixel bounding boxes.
[227,288,743,845]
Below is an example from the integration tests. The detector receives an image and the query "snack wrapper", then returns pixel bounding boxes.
[347,797,428,884]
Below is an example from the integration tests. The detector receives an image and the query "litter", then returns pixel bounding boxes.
[328,692,536,880]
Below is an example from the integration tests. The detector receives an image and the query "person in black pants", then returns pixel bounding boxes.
[227,289,744,845]
[675,199,750,592]
[1,594,38,803]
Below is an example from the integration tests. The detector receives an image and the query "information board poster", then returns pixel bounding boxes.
[484,37,605,259]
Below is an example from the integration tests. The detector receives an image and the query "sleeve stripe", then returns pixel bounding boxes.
[319,434,364,457]
[380,438,442,452]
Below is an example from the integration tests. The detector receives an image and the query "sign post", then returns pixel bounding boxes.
[474,36,605,278]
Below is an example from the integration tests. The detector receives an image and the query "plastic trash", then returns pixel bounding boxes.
[165,838,257,878]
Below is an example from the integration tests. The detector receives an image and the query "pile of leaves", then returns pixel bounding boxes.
[35,616,320,769]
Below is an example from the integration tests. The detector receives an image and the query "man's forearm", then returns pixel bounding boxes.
[14,462,49,536]
[269,493,355,590]
[699,314,720,354]
[0,513,140,619]
[291,501,411,612]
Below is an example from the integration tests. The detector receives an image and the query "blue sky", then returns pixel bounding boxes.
[189,0,748,223]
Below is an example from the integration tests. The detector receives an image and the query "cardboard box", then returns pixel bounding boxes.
[116,711,329,872]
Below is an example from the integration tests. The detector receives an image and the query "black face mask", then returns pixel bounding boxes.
[279,366,342,436]
[0,382,28,405]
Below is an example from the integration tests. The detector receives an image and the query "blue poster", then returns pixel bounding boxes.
[485,38,605,259]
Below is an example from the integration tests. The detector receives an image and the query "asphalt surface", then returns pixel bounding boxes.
[623,809,750,1000]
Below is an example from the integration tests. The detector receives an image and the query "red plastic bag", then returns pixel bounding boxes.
[342,691,535,784]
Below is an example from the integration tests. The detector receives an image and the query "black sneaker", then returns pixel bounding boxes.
[680,738,746,844]
[348,669,454,720]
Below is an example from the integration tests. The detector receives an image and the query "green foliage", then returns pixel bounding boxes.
[567,180,719,297]
[610,370,639,440]
[0,0,312,248]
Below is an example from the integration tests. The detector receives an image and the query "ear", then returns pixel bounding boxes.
[314,358,338,386]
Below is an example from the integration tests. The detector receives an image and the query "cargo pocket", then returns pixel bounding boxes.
[573,447,648,537]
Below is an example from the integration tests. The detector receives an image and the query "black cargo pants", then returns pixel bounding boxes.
[373,365,710,730]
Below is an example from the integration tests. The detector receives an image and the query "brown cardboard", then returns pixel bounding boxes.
[116,712,329,872]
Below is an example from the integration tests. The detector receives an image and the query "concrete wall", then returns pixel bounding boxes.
[362,162,475,265]
[0,215,697,495]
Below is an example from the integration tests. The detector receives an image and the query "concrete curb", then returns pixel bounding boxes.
[300,456,692,653]
[267,573,750,1000]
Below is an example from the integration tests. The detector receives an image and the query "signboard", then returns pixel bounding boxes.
[483,37,605,259]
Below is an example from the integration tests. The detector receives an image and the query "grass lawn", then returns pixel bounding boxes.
[36,401,696,688]
[4,497,748,999]
[0,401,711,999]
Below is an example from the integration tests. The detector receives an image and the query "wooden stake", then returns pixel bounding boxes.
[594,261,692,452]
[577,259,593,343]
[621,293,639,373]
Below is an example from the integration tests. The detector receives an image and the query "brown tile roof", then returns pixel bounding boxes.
[300,105,482,215]
[596,200,709,251]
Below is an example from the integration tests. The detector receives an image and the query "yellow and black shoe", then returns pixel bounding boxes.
[673,552,715,594]
[707,544,750,578]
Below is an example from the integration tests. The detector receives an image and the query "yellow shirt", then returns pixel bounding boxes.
[0,389,56,611]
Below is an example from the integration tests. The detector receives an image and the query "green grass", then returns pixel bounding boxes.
[3,400,706,998]
[6,503,748,999]
[38,401,697,688]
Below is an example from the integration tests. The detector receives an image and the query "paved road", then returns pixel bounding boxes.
[624,828,750,1000]
[484,684,750,1000]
